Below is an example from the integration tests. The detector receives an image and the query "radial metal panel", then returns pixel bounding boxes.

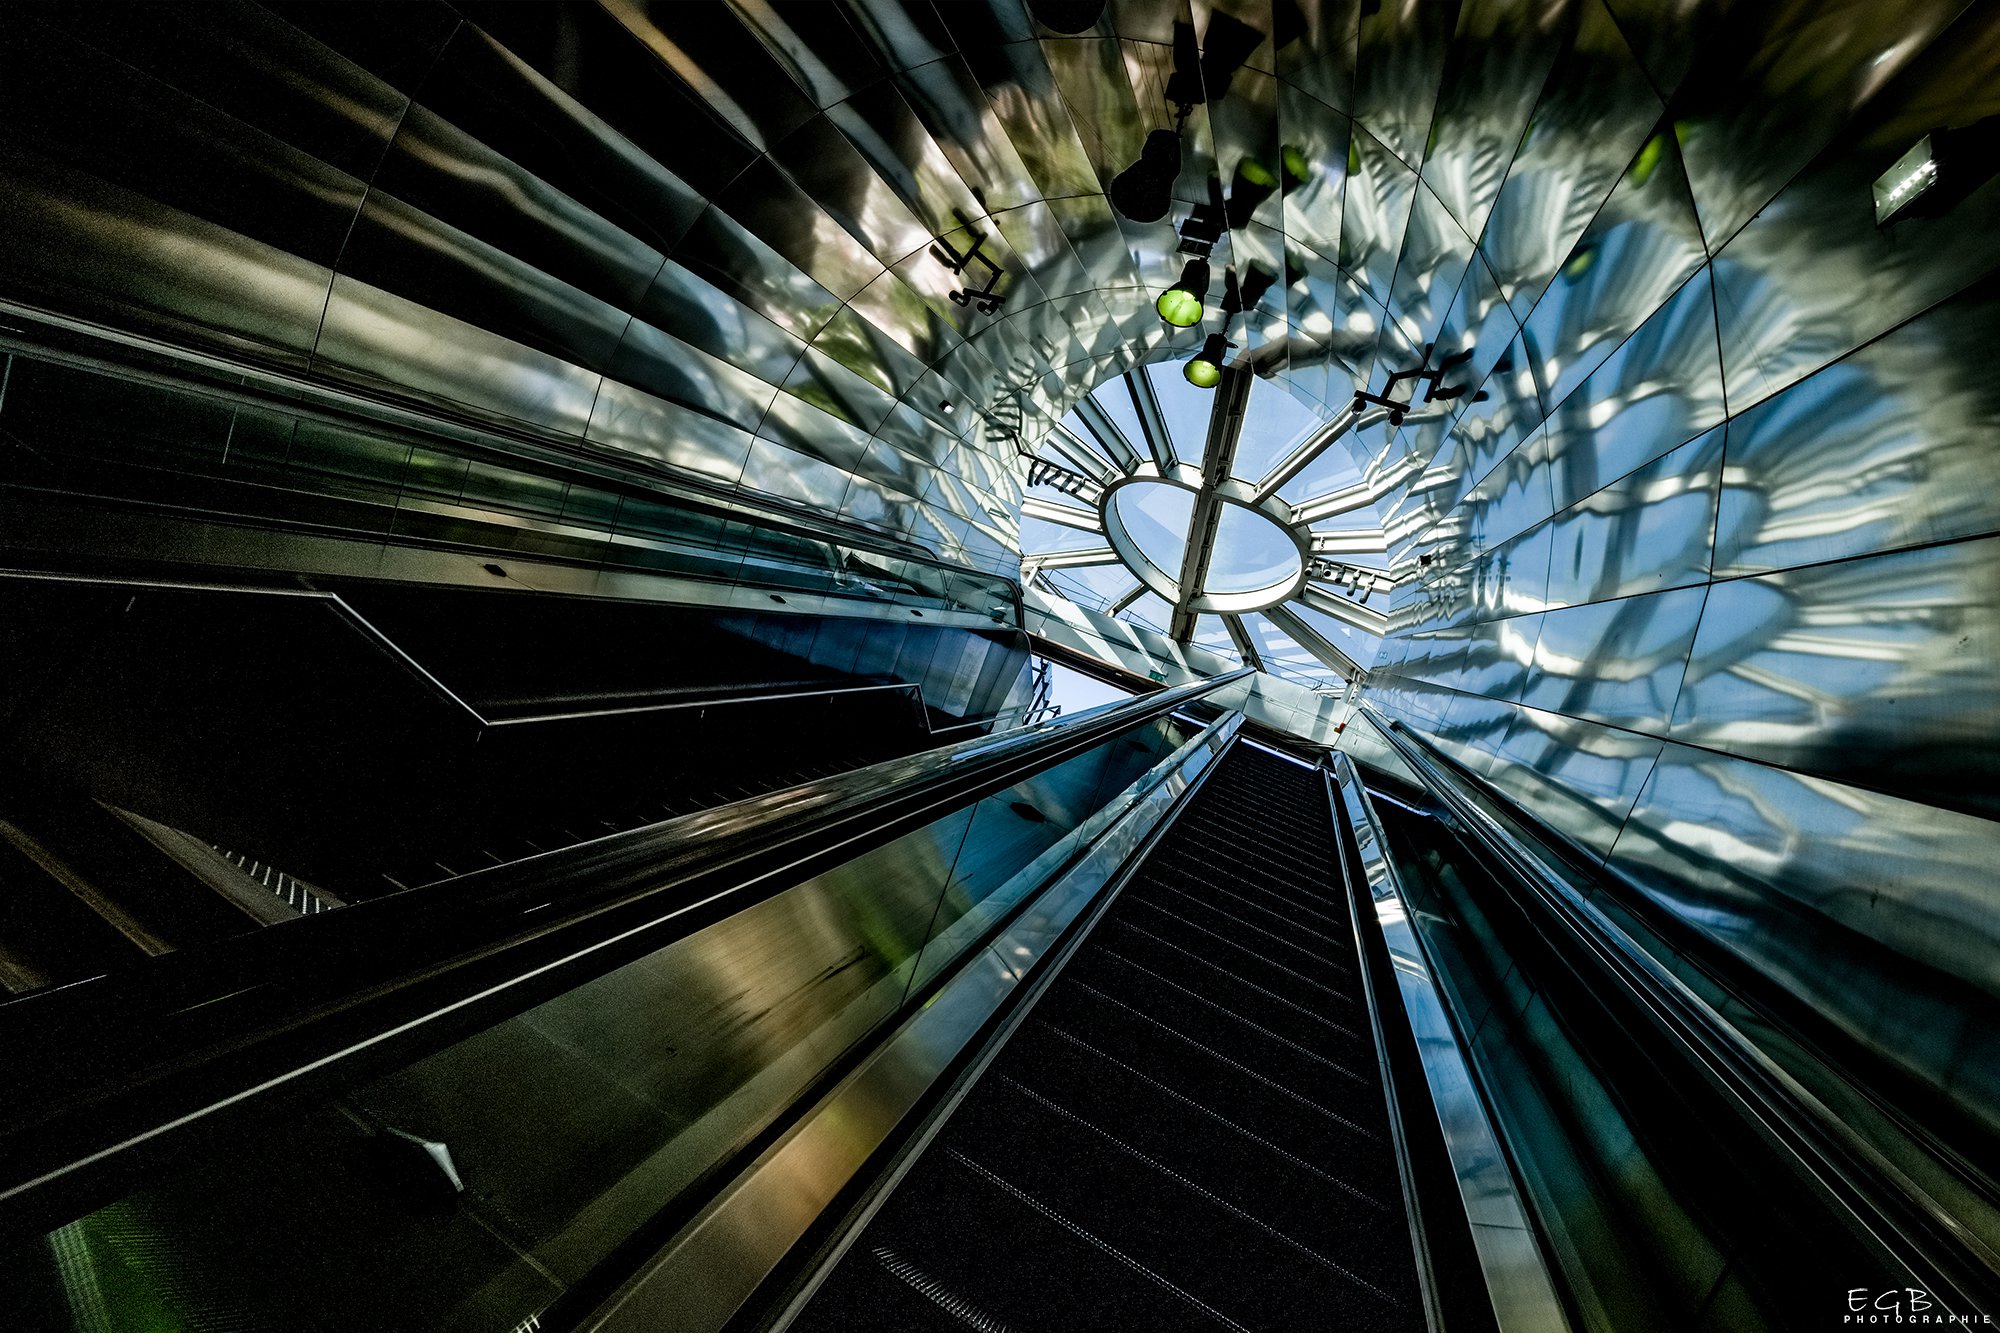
[1605,740,2000,1146]
[1540,425,1723,610]
[1712,284,2000,579]
[1670,536,2000,822]
[1517,582,1703,730]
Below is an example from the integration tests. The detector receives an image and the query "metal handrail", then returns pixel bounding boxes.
[1355,702,2000,1319]
[0,666,1250,1243]
[1326,750,1572,1333]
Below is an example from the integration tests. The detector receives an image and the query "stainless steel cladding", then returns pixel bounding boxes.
[1351,0,2000,1181]
[0,0,1997,1224]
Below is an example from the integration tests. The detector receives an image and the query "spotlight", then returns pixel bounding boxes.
[1226,157,1278,228]
[1026,0,1106,33]
[1184,333,1230,388]
[940,399,954,414]
[1155,258,1210,327]
[1109,129,1183,223]
[1281,143,1311,187]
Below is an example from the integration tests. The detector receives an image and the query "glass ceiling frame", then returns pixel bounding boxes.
[1023,364,1400,684]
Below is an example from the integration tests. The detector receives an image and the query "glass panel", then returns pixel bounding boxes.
[1204,502,1303,594]
[1144,361,1217,469]
[1230,376,1326,483]
[1110,482,1193,580]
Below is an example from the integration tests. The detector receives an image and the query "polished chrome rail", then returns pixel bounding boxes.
[1356,703,2000,1319]
[1328,750,1572,1333]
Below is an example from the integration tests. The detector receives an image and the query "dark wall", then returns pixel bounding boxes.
[0,578,1030,893]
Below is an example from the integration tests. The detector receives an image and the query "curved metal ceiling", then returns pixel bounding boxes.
[2,0,2000,1196]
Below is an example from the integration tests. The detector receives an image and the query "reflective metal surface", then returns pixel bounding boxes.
[587,710,1241,1333]
[0,1,1997,1318]
[0,696,1228,1332]
[1330,751,1572,1333]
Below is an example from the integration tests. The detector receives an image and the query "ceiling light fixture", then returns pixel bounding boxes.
[1110,128,1184,223]
[1874,135,1938,225]
[1184,333,1231,388]
[1155,258,1210,327]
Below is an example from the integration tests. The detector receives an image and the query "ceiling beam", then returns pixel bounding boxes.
[1309,529,1388,555]
[1223,614,1265,671]
[1169,364,1255,640]
[1027,546,1121,571]
[1263,601,1366,678]
[1109,582,1146,614]
[1123,368,1177,472]
[1045,423,1119,483]
[1296,584,1389,635]
[1021,496,1103,533]
[1291,481,1375,525]
[1071,394,1142,472]
[1250,405,1384,503]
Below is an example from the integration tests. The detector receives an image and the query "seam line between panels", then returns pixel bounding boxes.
[1369,665,1985,822]
[303,20,465,381]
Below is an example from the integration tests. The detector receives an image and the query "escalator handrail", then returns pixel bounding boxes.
[0,667,1249,1244]
[1355,703,2000,1317]
[1327,751,1572,1333]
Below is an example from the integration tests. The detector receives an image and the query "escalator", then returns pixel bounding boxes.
[0,675,1559,1333]
[789,744,1427,1331]
[37,670,1937,1333]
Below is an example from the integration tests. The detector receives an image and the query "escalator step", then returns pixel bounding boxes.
[794,747,1425,1332]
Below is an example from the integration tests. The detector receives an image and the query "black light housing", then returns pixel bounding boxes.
[1165,22,1205,114]
[1184,333,1231,388]
[1226,158,1279,228]
[1198,12,1267,103]
[1155,258,1210,327]
[1026,0,1107,33]
[1110,129,1183,223]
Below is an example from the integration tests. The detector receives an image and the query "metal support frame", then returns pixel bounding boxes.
[1124,367,1177,472]
[1021,495,1103,533]
[1262,599,1365,678]
[1169,364,1255,641]
[1291,481,1376,525]
[1044,423,1119,484]
[1223,613,1265,671]
[1252,405,1380,503]
[1297,582,1389,635]
[1071,393,1142,472]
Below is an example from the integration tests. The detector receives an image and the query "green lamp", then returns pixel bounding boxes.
[1184,333,1229,387]
[1154,258,1210,327]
